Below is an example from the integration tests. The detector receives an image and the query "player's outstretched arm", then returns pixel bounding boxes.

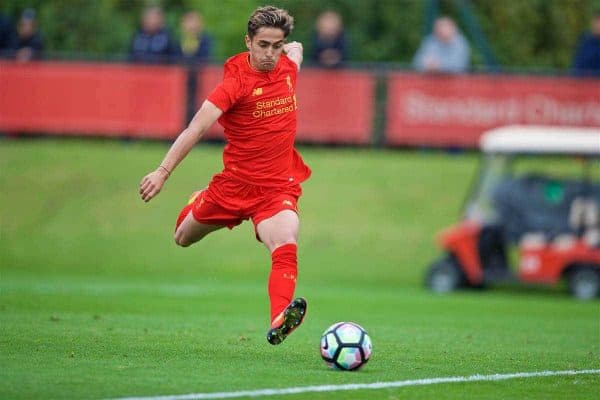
[284,41,303,70]
[139,100,222,202]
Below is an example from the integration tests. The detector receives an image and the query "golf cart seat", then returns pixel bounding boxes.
[551,198,593,249]
[579,198,600,247]
[585,229,600,247]
[520,197,600,250]
[520,232,547,248]
[559,197,600,248]
[492,174,585,245]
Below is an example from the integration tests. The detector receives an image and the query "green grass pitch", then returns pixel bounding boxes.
[1,138,598,399]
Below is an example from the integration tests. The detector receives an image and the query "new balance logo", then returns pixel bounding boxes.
[252,87,263,96]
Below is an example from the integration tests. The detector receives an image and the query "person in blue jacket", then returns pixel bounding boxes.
[311,10,348,68]
[572,13,600,77]
[10,9,43,62]
[130,6,178,64]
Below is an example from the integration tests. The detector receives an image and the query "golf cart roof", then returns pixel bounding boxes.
[481,126,600,155]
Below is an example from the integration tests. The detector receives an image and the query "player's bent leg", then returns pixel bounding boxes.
[174,211,223,247]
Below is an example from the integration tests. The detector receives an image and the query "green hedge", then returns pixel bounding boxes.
[2,0,599,70]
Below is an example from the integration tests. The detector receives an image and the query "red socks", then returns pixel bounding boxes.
[268,243,298,323]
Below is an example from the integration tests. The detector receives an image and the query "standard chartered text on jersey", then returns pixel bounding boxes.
[253,95,295,118]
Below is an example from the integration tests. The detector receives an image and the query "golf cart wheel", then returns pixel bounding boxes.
[426,256,465,293]
[568,266,600,300]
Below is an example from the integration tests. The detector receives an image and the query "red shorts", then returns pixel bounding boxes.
[175,173,302,235]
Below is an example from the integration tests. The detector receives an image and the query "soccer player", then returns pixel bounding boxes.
[139,6,309,345]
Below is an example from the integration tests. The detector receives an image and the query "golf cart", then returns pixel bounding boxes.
[426,126,600,299]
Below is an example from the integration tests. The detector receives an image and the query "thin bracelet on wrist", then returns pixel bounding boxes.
[158,165,171,176]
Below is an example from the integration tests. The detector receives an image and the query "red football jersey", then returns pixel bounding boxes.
[207,52,311,187]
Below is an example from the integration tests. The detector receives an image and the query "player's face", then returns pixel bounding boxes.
[245,27,286,71]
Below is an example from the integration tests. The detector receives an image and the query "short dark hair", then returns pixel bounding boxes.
[247,6,294,38]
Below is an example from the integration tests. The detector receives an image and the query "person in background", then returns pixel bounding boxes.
[178,10,213,64]
[11,9,43,62]
[130,5,178,64]
[572,12,600,76]
[0,13,15,57]
[413,16,470,74]
[311,10,347,68]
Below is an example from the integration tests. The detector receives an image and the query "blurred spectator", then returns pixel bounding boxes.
[11,9,43,62]
[130,6,178,64]
[413,16,470,73]
[572,12,600,76]
[178,11,213,64]
[311,10,347,68]
[0,14,15,57]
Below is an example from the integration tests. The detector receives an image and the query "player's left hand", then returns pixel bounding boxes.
[139,168,169,202]
[283,41,303,69]
[283,41,302,53]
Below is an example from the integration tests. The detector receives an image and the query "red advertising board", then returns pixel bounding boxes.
[386,73,600,146]
[0,61,186,138]
[197,66,375,144]
[4,61,596,147]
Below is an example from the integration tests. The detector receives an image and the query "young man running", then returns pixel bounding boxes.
[139,6,309,345]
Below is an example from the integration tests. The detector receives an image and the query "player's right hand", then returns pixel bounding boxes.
[139,169,168,202]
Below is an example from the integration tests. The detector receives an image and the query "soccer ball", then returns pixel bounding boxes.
[320,322,372,371]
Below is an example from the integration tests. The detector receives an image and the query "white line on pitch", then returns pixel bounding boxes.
[109,369,600,400]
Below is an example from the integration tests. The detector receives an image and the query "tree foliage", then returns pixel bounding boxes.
[1,0,599,70]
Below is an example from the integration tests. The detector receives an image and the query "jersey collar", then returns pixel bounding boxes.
[245,52,282,76]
